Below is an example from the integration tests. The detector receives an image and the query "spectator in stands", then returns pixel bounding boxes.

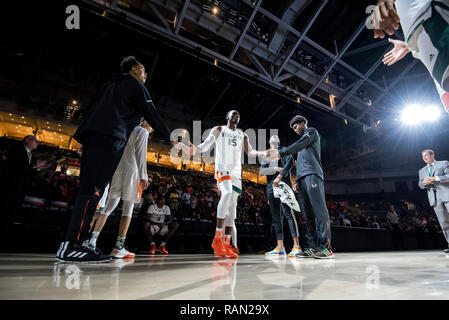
[190,194,198,219]
[0,135,50,252]
[387,204,405,250]
[168,188,180,213]
[143,197,179,254]
[371,216,380,229]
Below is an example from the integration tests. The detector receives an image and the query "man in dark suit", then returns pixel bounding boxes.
[56,56,182,263]
[267,115,334,259]
[0,135,48,252]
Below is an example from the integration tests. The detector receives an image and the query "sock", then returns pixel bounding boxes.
[115,236,126,250]
[215,228,223,239]
[160,242,166,247]
[89,231,100,248]
[151,241,156,246]
[224,235,231,246]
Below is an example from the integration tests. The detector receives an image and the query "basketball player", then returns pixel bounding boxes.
[88,121,153,258]
[143,196,179,254]
[371,0,449,112]
[189,110,265,258]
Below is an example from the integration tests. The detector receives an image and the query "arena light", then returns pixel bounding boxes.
[422,105,441,122]
[211,6,219,15]
[401,104,441,125]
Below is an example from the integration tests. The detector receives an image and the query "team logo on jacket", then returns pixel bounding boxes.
[311,183,317,188]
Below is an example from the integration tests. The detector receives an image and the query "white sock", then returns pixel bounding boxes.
[89,231,100,247]
[160,242,166,247]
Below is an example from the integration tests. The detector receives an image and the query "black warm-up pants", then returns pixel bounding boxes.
[266,183,299,243]
[65,134,126,244]
[296,174,332,250]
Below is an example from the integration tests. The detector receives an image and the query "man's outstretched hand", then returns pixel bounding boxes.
[266,149,280,161]
[383,38,410,66]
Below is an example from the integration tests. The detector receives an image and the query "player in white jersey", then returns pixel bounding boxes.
[371,0,449,112]
[189,110,266,258]
[88,121,153,258]
[143,196,179,254]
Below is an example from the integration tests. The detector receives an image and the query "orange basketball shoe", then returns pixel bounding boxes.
[211,237,227,256]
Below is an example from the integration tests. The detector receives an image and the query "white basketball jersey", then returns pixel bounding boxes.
[214,126,244,177]
[147,204,171,224]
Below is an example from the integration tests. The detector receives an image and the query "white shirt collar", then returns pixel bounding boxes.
[427,160,436,167]
[25,146,31,154]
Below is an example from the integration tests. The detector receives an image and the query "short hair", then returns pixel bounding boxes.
[120,56,140,73]
[269,135,280,144]
[23,135,37,144]
[226,110,239,120]
[422,149,434,155]
[289,115,308,128]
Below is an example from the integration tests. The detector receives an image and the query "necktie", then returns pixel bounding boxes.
[28,151,32,164]
[429,164,435,189]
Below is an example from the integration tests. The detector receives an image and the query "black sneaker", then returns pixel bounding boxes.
[443,248,449,254]
[56,241,111,263]
[296,248,317,258]
[314,247,335,259]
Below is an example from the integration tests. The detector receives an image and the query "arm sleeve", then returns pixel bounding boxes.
[280,155,294,177]
[279,129,318,157]
[197,128,218,153]
[436,161,449,184]
[134,129,149,180]
[418,172,427,189]
[133,84,172,143]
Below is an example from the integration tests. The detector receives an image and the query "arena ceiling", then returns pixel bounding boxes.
[2,0,448,175]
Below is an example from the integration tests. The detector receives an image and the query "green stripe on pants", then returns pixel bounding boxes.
[232,185,242,195]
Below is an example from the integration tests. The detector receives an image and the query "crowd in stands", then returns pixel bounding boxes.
[327,199,441,234]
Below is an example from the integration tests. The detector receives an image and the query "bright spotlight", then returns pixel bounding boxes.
[423,105,441,122]
[401,104,421,125]
[400,104,441,125]
[211,6,219,15]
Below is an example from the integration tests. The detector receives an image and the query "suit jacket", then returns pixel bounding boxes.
[1,144,33,203]
[418,160,449,206]
[278,127,324,181]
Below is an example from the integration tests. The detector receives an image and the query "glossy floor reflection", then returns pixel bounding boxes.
[0,251,448,300]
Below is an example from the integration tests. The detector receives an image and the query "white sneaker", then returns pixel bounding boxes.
[288,246,302,257]
[110,247,135,259]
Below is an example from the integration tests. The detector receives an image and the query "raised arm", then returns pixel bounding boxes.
[244,133,265,158]
[279,128,318,157]
[190,126,221,156]
[133,83,173,144]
